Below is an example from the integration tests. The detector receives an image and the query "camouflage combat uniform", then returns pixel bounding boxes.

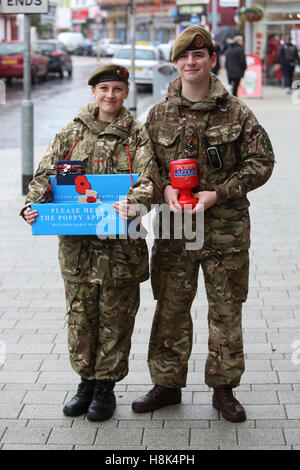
[23,103,161,382]
[146,74,274,389]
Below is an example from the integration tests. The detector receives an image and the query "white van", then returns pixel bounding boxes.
[57,32,84,54]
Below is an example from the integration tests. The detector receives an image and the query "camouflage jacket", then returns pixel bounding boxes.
[146,74,274,255]
[23,104,161,285]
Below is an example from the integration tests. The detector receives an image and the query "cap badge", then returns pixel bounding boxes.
[117,67,127,79]
[194,34,204,49]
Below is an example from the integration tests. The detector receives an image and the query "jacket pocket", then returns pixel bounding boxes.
[221,251,249,303]
[113,141,136,174]
[151,128,181,164]
[205,123,242,170]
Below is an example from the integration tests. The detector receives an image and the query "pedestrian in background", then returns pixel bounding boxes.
[276,35,300,94]
[131,26,274,423]
[225,35,247,97]
[21,64,161,422]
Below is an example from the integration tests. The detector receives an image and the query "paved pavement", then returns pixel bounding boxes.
[0,80,300,450]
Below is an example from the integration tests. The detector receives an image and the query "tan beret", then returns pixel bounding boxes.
[88,64,129,86]
[171,26,213,62]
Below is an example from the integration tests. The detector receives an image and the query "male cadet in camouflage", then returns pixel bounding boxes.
[21,64,161,422]
[132,26,274,422]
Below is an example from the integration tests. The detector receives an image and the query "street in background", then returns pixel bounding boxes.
[0,41,48,85]
[112,44,164,88]
[34,39,72,78]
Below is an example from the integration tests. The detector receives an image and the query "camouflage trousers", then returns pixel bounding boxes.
[149,249,249,389]
[64,281,140,381]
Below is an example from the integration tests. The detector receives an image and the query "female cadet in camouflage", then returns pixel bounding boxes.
[21,64,161,422]
[132,26,275,422]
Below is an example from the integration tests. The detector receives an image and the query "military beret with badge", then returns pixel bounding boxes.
[88,64,130,86]
[171,25,214,61]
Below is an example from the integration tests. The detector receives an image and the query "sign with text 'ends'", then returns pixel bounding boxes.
[2,0,49,14]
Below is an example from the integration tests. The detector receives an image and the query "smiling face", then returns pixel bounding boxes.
[174,49,217,86]
[91,80,129,121]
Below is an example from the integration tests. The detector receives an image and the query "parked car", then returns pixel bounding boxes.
[0,41,48,84]
[157,43,172,62]
[112,44,163,87]
[74,38,93,56]
[34,40,72,78]
[94,38,123,57]
[57,32,84,54]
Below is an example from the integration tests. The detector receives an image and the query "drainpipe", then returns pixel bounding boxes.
[244,0,253,54]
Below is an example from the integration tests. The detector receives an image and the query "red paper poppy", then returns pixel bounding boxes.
[74,175,91,194]
[86,196,97,203]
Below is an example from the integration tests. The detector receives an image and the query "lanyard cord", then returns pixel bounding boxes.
[127,143,133,187]
[45,128,133,201]
[45,126,87,198]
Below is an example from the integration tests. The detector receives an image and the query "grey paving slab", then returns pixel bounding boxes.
[19,404,69,420]
[272,360,300,371]
[28,419,72,428]
[163,420,209,429]
[0,405,23,419]
[243,405,286,420]
[286,406,300,419]
[95,428,143,447]
[0,390,26,404]
[256,420,300,428]
[2,444,74,450]
[19,334,56,344]
[278,392,300,404]
[143,428,189,447]
[152,405,219,420]
[1,359,43,372]
[6,344,54,354]
[0,420,28,427]
[233,391,278,405]
[48,428,97,445]
[75,445,147,450]
[71,419,117,429]
[23,390,68,405]
[3,383,45,391]
[0,426,52,445]
[252,384,292,391]
[284,428,300,445]
[209,420,254,430]
[190,428,237,446]
[240,371,278,384]
[220,445,291,450]
[0,371,39,384]
[279,372,300,383]
[237,429,285,446]
[37,372,79,384]
[0,427,6,441]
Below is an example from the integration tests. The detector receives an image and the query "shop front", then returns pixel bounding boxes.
[252,2,300,85]
[98,0,176,44]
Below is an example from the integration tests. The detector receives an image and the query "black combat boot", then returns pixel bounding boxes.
[63,378,95,417]
[87,380,116,421]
